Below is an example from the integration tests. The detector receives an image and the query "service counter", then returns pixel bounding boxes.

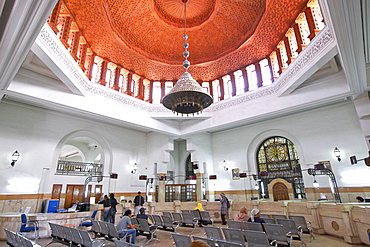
[0,211,94,240]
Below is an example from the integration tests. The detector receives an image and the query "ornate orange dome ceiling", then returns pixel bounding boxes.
[64,0,308,81]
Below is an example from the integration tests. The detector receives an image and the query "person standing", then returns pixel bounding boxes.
[109,193,118,223]
[116,209,138,244]
[133,191,145,215]
[98,195,111,222]
[220,193,229,225]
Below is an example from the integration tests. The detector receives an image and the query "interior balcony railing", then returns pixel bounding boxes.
[56,160,103,176]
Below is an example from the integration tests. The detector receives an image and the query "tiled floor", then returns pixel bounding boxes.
[2,223,368,246]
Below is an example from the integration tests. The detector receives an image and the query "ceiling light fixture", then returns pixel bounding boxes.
[162,0,213,116]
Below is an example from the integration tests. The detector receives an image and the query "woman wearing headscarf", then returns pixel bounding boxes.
[220,193,229,225]
[194,202,205,211]
[234,207,249,221]
[247,208,266,223]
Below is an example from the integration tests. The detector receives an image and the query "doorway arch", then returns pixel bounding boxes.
[268,178,293,201]
[53,129,112,174]
[255,136,306,200]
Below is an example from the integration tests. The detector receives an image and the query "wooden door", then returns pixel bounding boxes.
[65,185,84,208]
[51,184,62,199]
[95,185,103,203]
[272,182,289,201]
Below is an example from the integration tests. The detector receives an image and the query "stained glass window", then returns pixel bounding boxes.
[257,136,306,199]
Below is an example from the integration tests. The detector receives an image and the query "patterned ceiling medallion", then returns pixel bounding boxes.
[153,0,216,28]
[64,0,307,81]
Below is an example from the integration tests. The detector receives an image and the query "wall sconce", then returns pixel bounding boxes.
[222,160,228,171]
[254,182,259,190]
[334,147,341,162]
[313,175,319,188]
[11,150,20,166]
[131,163,138,174]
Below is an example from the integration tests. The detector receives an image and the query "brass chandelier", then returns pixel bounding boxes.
[162,0,213,116]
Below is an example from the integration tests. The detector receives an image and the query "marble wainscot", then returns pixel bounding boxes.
[0,211,94,240]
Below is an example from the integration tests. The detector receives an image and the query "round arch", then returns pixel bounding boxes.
[246,129,307,200]
[246,129,306,173]
[52,129,113,175]
[268,178,294,201]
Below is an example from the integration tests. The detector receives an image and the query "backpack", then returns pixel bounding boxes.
[226,198,230,208]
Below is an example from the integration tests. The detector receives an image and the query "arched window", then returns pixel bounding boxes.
[246,64,258,91]
[202,81,210,94]
[256,136,305,199]
[259,59,273,86]
[222,75,232,99]
[165,81,173,94]
[234,70,245,95]
[152,81,161,104]
[211,80,220,102]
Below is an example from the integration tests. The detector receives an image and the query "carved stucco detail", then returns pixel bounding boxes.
[207,27,334,112]
[275,27,334,90]
[37,24,334,114]
[38,25,157,112]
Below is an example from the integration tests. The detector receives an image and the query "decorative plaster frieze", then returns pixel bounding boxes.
[37,24,334,114]
[38,24,159,112]
[275,27,334,90]
[207,27,334,112]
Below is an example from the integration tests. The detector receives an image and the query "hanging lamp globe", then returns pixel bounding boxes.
[162,0,213,116]
[162,72,213,115]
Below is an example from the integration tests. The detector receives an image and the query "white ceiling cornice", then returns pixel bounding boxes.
[0,0,58,96]
[2,0,367,137]
[322,0,368,92]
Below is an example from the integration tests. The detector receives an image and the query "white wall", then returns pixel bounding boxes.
[0,99,368,200]
[0,101,148,195]
[211,101,369,193]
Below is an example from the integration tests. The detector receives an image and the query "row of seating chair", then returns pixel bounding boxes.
[261,215,314,242]
[90,220,122,241]
[130,217,160,244]
[147,215,180,232]
[92,218,157,245]
[4,228,41,247]
[150,210,214,234]
[202,224,306,247]
[231,214,313,242]
[47,222,104,247]
[180,210,214,225]
[261,214,311,230]
[163,211,214,225]
[227,220,265,231]
[172,230,277,247]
